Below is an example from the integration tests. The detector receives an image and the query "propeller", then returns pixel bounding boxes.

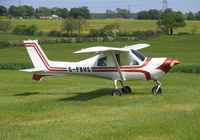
[170,60,180,67]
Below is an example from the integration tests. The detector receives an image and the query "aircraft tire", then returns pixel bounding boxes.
[152,86,162,94]
[112,89,122,96]
[122,86,132,93]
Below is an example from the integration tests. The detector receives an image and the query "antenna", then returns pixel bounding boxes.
[128,4,131,19]
[162,0,168,11]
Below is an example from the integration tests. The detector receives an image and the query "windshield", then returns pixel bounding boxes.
[131,49,146,61]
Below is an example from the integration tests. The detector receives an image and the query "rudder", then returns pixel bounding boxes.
[24,40,49,70]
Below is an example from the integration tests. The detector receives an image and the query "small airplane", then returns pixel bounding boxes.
[20,40,180,96]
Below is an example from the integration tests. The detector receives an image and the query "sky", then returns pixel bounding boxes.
[1,0,200,13]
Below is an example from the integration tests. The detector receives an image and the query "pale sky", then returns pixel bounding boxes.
[1,0,200,13]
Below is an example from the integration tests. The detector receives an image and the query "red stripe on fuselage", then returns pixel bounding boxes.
[25,43,67,71]
[91,58,152,80]
[91,58,151,70]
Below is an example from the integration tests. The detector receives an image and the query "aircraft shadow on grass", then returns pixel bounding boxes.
[14,92,40,96]
[59,88,149,102]
[59,88,111,102]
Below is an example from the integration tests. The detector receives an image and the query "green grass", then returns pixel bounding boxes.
[0,35,200,139]
[0,70,200,140]
[0,35,200,65]
[1,19,200,34]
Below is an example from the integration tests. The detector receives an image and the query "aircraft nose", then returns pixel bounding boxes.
[156,58,180,73]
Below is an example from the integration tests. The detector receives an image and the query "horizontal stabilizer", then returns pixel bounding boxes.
[32,74,52,81]
[32,73,68,81]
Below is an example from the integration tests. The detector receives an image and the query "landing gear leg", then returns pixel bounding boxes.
[120,80,131,93]
[152,79,162,94]
[112,80,122,96]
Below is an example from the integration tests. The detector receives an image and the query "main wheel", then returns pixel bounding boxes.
[152,86,162,94]
[112,89,122,96]
[122,86,132,93]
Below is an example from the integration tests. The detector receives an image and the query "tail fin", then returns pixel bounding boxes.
[24,40,49,70]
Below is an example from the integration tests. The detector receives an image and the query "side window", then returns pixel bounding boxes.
[115,53,138,66]
[97,57,107,66]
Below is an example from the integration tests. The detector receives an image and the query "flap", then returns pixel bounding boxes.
[124,44,150,50]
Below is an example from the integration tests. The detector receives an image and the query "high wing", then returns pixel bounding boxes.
[74,46,129,54]
[74,44,150,54]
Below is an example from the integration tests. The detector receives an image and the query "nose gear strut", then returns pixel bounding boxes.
[152,79,162,94]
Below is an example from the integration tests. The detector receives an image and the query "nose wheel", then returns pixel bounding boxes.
[152,80,162,94]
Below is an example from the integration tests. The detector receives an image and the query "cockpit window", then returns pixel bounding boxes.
[97,57,107,66]
[131,49,146,61]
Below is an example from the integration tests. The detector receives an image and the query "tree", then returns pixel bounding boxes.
[187,12,195,20]
[157,12,186,35]
[0,6,7,16]
[148,9,161,20]
[74,17,88,34]
[56,8,68,19]
[38,7,53,16]
[69,6,91,19]
[100,23,120,36]
[16,6,26,17]
[13,24,38,35]
[24,5,35,17]
[137,11,149,19]
[195,11,200,20]
[106,9,116,18]
[161,8,173,19]
[0,20,11,32]
[8,5,17,17]
[62,17,76,35]
[116,8,130,18]
[24,25,38,35]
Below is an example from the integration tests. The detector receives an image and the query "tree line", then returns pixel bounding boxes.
[0,5,91,19]
[105,8,200,20]
[1,5,200,20]
[137,9,200,20]
[106,8,131,18]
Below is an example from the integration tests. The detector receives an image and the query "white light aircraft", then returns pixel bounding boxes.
[20,40,180,96]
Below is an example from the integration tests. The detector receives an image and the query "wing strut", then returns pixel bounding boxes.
[111,52,125,81]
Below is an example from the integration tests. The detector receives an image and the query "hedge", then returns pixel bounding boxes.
[0,63,33,70]
[171,64,200,73]
[0,36,138,48]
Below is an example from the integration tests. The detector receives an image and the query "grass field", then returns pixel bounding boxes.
[0,71,200,140]
[0,35,200,139]
[1,19,200,34]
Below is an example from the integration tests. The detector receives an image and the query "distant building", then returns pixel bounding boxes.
[40,15,61,19]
